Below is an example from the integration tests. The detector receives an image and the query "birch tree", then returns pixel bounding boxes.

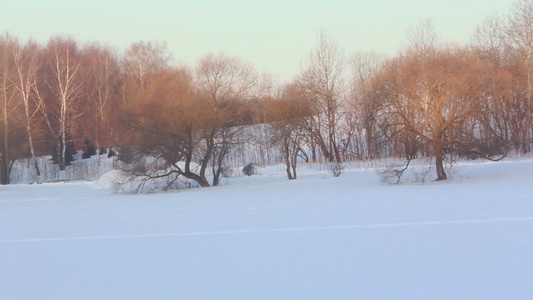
[12,40,42,176]
[42,37,83,170]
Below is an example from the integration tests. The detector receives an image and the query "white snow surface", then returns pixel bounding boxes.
[1,159,533,299]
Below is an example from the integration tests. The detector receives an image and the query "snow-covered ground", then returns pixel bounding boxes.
[1,159,533,299]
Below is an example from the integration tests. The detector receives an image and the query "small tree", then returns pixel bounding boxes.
[330,162,344,177]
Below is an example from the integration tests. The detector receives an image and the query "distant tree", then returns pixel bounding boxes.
[12,39,42,176]
[118,67,212,188]
[377,46,488,180]
[270,82,312,180]
[81,43,121,151]
[469,15,516,156]
[505,0,533,152]
[40,37,83,171]
[471,3,533,154]
[298,30,347,163]
[407,19,438,57]
[196,52,257,186]
[122,41,171,103]
[349,51,386,159]
[0,34,18,184]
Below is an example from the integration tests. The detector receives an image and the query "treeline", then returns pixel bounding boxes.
[1,0,533,185]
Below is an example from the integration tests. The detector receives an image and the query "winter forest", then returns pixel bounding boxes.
[1,1,533,189]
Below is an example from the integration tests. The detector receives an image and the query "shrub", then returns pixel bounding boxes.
[330,162,344,177]
[82,138,97,159]
[242,163,257,176]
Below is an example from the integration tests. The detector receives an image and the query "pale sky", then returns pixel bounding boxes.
[2,0,513,82]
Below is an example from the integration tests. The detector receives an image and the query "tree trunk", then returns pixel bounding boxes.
[0,156,8,184]
[310,139,317,163]
[283,142,294,180]
[1,92,9,185]
[291,152,298,180]
[30,147,40,176]
[0,152,8,185]
[365,123,373,160]
[212,161,223,186]
[285,161,294,180]
[435,146,447,181]
[521,66,531,153]
[58,134,65,171]
[212,173,220,186]
[185,171,211,187]
[197,176,211,187]
[26,126,40,176]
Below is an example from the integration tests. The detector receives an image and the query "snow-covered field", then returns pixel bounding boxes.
[1,159,533,299]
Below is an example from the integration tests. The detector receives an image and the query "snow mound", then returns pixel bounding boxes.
[93,169,128,189]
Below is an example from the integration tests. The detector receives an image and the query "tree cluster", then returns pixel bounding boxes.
[2,0,533,186]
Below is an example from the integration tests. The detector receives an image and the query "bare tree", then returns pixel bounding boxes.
[299,30,346,163]
[82,43,121,151]
[505,0,533,152]
[378,47,488,181]
[472,14,517,154]
[472,14,506,65]
[122,41,171,103]
[0,34,18,184]
[41,37,84,170]
[118,68,212,189]
[196,52,257,186]
[12,39,42,176]
[407,19,438,57]
[270,82,312,180]
[349,51,386,159]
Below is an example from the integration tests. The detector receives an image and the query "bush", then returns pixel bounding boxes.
[242,163,257,176]
[82,138,97,159]
[330,162,344,177]
[107,148,116,158]
[220,166,232,178]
